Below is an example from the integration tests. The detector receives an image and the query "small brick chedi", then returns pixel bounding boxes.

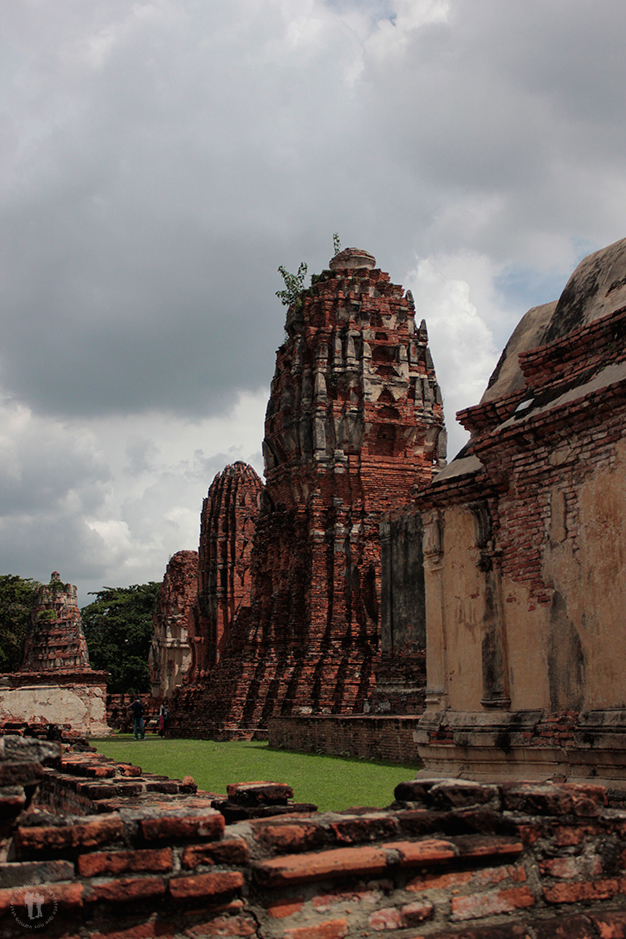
[0,573,109,736]
[149,550,199,698]
[399,236,626,785]
[171,249,445,736]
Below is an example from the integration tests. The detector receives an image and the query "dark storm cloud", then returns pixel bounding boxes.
[1,1,370,418]
[8,0,622,421]
[3,0,626,594]
[365,0,626,262]
[0,404,110,515]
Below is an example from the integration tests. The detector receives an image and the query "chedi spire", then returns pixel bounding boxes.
[20,572,92,672]
[169,250,446,737]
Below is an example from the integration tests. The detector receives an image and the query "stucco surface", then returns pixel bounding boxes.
[543,437,626,710]
[0,682,109,735]
[481,301,556,403]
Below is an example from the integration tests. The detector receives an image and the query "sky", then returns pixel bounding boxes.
[2,0,626,604]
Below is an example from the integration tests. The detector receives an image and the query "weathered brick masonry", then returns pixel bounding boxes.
[0,573,109,737]
[191,462,263,679]
[4,737,626,936]
[20,572,93,674]
[150,550,199,698]
[268,714,423,763]
[170,249,445,738]
[405,236,626,784]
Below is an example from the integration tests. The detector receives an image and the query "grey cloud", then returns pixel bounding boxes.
[1,1,379,419]
[0,512,110,590]
[3,0,626,594]
[124,436,160,476]
[0,415,110,516]
[365,0,626,263]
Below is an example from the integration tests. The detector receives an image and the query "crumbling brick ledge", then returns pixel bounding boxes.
[3,736,626,937]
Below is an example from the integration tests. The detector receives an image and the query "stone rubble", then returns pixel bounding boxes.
[3,736,626,936]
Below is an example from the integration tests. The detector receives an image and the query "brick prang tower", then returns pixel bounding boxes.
[169,249,445,737]
[250,248,445,717]
[193,462,263,678]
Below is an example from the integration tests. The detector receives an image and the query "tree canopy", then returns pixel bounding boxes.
[0,574,41,672]
[81,583,160,695]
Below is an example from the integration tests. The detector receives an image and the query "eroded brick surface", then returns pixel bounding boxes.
[0,573,109,737]
[169,252,445,738]
[149,550,199,698]
[4,741,626,938]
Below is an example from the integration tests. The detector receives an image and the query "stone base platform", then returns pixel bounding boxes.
[417,708,626,792]
[0,670,110,737]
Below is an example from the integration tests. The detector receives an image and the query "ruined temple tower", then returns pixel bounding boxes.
[248,248,446,711]
[193,462,263,678]
[0,572,109,735]
[170,249,445,737]
[149,550,198,698]
[20,572,93,673]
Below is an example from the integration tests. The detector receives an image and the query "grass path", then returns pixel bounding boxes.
[92,737,420,813]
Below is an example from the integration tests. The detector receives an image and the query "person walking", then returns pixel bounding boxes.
[158,702,169,737]
[130,697,145,740]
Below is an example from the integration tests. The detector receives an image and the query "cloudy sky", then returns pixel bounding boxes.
[2,0,626,604]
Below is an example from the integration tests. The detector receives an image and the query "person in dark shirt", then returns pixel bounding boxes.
[130,697,145,740]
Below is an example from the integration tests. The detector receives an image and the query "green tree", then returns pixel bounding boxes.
[0,575,41,672]
[81,583,160,694]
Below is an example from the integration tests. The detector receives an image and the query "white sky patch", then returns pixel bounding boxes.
[405,254,502,458]
[0,389,267,603]
[77,388,268,599]
[366,0,450,60]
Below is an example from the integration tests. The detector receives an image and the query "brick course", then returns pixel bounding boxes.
[5,737,626,936]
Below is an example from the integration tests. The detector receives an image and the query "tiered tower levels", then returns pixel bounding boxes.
[20,572,92,674]
[170,251,445,737]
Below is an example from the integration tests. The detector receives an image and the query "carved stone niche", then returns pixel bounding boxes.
[467,501,510,711]
[422,510,443,565]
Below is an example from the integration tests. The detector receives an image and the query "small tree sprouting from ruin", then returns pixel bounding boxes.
[277,236,340,310]
[276,262,308,308]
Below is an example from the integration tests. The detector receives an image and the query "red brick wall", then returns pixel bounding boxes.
[268,715,423,764]
[4,736,626,937]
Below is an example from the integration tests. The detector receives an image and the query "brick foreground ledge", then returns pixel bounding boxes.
[3,736,626,937]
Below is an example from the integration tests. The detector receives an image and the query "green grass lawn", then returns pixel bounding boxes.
[92,736,421,813]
